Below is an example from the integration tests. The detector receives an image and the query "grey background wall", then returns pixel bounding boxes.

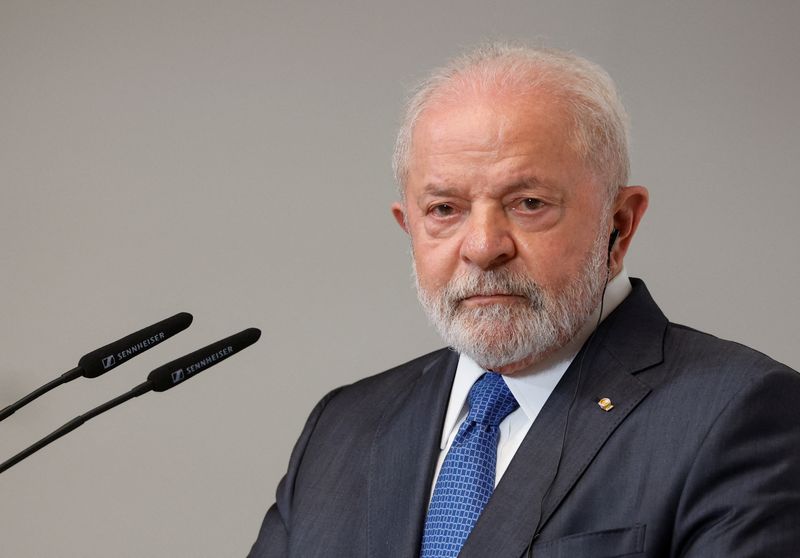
[1,1,797,556]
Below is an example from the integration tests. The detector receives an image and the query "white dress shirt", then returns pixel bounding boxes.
[430,269,633,494]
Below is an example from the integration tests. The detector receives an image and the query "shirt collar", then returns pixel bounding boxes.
[439,268,632,449]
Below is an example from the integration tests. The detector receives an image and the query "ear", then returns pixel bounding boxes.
[609,186,649,274]
[391,201,409,234]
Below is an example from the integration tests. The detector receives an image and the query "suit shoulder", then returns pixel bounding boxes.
[344,347,454,393]
[317,347,455,417]
[663,321,798,384]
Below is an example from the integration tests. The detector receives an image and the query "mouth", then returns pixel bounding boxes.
[460,293,527,306]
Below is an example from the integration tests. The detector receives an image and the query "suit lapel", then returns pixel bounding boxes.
[536,344,652,530]
[460,279,666,558]
[367,349,458,558]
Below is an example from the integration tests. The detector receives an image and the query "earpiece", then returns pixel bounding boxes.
[606,228,620,267]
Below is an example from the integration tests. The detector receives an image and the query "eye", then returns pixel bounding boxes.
[429,203,457,217]
[514,198,545,212]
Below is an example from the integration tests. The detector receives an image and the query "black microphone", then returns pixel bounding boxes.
[147,327,261,391]
[0,312,193,422]
[0,328,261,474]
[78,312,194,378]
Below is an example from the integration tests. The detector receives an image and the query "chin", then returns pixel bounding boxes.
[447,324,549,371]
[449,309,578,373]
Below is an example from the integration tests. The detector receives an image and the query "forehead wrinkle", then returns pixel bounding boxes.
[415,91,516,156]
[423,126,502,159]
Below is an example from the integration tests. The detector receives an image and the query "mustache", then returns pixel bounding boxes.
[441,269,545,307]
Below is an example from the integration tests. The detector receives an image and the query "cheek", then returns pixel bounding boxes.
[517,232,593,286]
[411,235,461,291]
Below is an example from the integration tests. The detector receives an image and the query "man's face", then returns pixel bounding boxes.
[393,90,611,374]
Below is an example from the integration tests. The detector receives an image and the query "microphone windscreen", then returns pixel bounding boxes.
[147,328,261,392]
[78,312,194,378]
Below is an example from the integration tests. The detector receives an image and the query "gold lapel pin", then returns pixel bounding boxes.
[597,397,614,412]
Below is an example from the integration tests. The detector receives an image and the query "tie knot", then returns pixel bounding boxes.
[466,372,519,426]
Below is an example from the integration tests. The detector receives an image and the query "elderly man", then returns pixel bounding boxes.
[249,44,800,557]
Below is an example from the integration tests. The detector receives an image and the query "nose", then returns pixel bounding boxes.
[460,206,516,270]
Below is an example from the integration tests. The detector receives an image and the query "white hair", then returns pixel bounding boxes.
[392,42,630,204]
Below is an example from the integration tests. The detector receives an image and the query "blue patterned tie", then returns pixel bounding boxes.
[420,372,519,558]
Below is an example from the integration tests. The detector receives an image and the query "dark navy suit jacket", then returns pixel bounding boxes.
[249,280,800,557]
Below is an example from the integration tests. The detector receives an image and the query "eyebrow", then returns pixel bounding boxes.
[504,178,546,193]
[421,177,546,197]
[421,184,461,197]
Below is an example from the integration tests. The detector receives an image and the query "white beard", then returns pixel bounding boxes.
[413,231,608,370]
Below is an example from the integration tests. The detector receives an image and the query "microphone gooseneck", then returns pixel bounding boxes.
[0,383,152,474]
